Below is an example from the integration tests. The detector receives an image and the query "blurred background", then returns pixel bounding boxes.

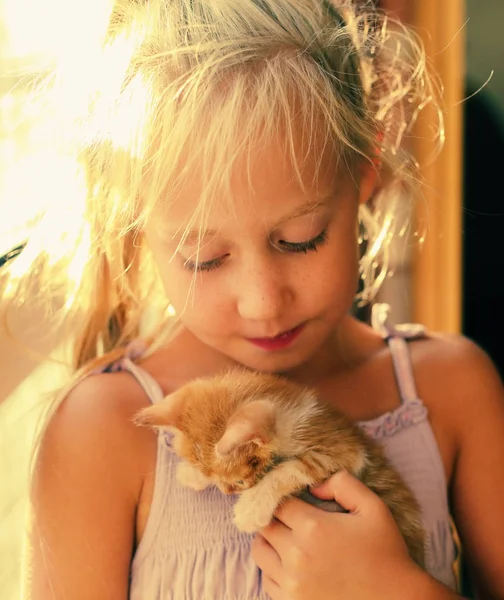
[1,0,502,598]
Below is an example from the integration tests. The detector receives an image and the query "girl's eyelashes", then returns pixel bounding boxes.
[276,228,328,253]
[181,228,328,273]
[182,255,229,273]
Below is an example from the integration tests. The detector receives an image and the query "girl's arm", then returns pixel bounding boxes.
[25,374,156,600]
[439,339,504,599]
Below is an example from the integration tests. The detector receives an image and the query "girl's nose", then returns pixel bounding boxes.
[236,259,293,323]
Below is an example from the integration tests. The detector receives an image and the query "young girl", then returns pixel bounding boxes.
[5,0,503,598]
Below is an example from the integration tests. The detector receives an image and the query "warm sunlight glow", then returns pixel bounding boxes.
[0,3,122,599]
[2,0,114,63]
[1,0,148,265]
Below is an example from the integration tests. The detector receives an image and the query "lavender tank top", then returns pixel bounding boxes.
[101,305,457,599]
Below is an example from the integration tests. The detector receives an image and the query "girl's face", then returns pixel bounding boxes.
[145,137,374,374]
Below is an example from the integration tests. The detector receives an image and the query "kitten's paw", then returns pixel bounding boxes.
[176,461,211,491]
[233,490,278,533]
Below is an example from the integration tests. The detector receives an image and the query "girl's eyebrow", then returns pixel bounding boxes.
[280,197,333,221]
[171,197,333,244]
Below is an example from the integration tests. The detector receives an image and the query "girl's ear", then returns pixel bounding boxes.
[133,390,185,430]
[215,399,277,457]
[358,163,380,205]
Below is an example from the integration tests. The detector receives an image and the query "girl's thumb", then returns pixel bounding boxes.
[310,469,372,514]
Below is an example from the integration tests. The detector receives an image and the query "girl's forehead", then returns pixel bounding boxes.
[152,135,346,231]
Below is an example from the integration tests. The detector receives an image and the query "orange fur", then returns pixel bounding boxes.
[134,369,425,567]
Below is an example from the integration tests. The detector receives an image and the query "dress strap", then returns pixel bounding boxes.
[371,303,425,404]
[387,337,419,403]
[121,358,165,404]
[97,340,165,404]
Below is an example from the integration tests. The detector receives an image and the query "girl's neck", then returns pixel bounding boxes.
[280,315,385,386]
[140,327,238,392]
[142,315,385,393]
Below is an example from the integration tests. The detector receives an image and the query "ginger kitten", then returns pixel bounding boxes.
[134,369,425,568]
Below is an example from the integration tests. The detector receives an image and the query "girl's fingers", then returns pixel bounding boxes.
[261,574,283,600]
[273,496,325,530]
[310,469,380,514]
[251,532,283,582]
[258,514,297,554]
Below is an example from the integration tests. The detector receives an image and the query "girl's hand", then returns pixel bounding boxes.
[251,469,421,600]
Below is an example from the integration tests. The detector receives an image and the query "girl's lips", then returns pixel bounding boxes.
[246,323,305,351]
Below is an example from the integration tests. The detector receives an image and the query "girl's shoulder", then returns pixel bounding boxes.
[407,332,503,468]
[48,369,155,443]
[35,369,157,511]
[408,331,502,408]
[370,303,501,413]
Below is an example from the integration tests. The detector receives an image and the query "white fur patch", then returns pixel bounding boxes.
[233,459,315,532]
[176,460,212,491]
[351,451,369,478]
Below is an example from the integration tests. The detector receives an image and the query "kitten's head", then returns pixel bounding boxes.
[134,373,287,494]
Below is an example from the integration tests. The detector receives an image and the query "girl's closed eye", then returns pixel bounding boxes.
[275,227,328,254]
[182,254,229,273]
[181,228,329,273]
[178,237,230,273]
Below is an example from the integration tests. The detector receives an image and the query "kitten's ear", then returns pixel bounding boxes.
[133,390,185,430]
[216,399,276,456]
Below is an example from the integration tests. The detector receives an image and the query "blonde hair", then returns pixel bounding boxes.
[1,0,441,375]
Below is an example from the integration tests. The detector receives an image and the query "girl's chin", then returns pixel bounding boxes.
[194,322,332,372]
[224,344,317,374]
